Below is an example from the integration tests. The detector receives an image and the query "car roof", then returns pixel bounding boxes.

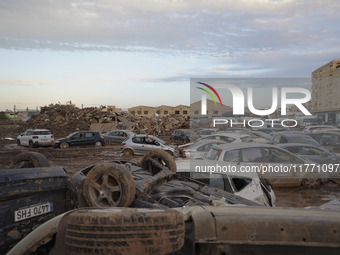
[277,143,320,148]
[108,130,134,133]
[27,129,50,131]
[311,130,340,135]
[201,133,250,139]
[132,134,156,138]
[210,142,280,151]
[305,125,334,128]
[271,131,312,136]
[189,139,227,149]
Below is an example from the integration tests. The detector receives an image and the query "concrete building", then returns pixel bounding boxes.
[312,59,340,125]
[156,105,173,116]
[128,106,156,118]
[190,99,233,118]
[128,105,190,118]
[172,105,190,117]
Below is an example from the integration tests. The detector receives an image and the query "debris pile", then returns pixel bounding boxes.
[20,104,189,138]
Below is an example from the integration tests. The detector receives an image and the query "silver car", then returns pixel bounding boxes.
[205,143,328,188]
[121,135,179,157]
[102,130,135,143]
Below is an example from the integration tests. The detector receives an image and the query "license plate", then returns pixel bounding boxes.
[14,202,53,222]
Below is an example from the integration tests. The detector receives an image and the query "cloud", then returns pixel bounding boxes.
[0,79,53,86]
[0,0,339,57]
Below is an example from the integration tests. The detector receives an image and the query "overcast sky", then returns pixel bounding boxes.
[1,0,339,111]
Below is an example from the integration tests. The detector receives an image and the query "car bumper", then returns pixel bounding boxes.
[36,141,54,146]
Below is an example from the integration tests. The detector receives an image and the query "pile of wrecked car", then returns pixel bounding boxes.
[1,149,340,255]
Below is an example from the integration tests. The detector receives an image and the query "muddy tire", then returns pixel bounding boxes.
[123,148,134,156]
[302,173,321,189]
[58,208,185,255]
[16,139,21,146]
[94,141,103,147]
[140,149,177,173]
[10,152,50,168]
[29,140,34,148]
[83,163,136,208]
[60,142,69,149]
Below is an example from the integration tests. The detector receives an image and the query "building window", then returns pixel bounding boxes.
[214,110,218,114]
[175,110,180,114]
[194,110,199,114]
[183,110,188,114]
[164,111,168,114]
[144,111,148,114]
[131,111,135,115]
[138,111,142,115]
[156,110,160,114]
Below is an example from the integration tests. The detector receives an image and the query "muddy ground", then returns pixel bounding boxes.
[1,123,340,208]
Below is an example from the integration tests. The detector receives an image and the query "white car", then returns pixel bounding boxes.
[181,139,227,159]
[176,159,276,207]
[206,143,328,188]
[17,129,54,148]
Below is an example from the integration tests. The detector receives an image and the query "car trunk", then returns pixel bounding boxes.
[0,167,68,252]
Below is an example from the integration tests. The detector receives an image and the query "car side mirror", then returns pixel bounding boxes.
[155,141,160,146]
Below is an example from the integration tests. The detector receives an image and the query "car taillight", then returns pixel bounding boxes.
[121,142,126,146]
[179,150,185,158]
[100,136,104,139]
[32,136,38,139]
[216,150,222,160]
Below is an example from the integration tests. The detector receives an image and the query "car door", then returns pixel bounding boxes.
[317,133,340,152]
[20,130,30,146]
[294,146,330,164]
[262,147,301,186]
[143,137,161,153]
[69,132,85,146]
[108,131,119,143]
[238,147,263,177]
[84,132,97,145]
[117,131,128,143]
[131,137,146,154]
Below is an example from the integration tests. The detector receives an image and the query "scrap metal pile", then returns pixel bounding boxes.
[20,103,189,138]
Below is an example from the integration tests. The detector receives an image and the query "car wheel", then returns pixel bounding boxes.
[29,140,34,148]
[60,142,69,149]
[10,152,50,168]
[16,139,21,146]
[302,173,321,189]
[165,150,174,156]
[56,207,185,255]
[94,141,103,147]
[83,163,136,208]
[123,148,134,156]
[140,149,177,174]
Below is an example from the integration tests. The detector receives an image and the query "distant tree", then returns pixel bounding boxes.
[0,112,9,120]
